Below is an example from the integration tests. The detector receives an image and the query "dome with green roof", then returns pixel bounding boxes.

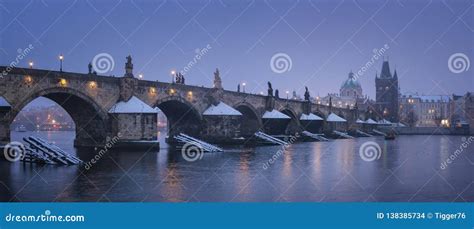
[340,71,363,98]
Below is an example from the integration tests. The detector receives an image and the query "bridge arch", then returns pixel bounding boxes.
[9,87,108,147]
[154,96,203,138]
[313,110,326,119]
[279,107,301,134]
[233,102,262,137]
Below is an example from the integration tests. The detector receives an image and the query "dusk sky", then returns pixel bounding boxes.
[1,0,473,105]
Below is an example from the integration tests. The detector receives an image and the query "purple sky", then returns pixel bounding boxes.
[1,0,473,106]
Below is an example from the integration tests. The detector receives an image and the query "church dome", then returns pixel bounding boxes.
[341,72,361,90]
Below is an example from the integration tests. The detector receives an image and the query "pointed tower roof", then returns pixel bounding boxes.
[393,69,398,79]
[380,61,392,78]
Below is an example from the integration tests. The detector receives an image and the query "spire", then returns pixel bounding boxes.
[380,61,392,78]
[393,69,398,79]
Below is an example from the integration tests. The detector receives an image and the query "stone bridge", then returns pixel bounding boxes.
[0,59,367,147]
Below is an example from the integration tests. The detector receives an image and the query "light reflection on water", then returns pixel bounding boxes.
[0,131,473,202]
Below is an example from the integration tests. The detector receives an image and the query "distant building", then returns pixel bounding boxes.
[449,92,473,132]
[317,71,368,109]
[465,92,474,133]
[340,71,363,98]
[399,94,450,127]
[375,61,399,122]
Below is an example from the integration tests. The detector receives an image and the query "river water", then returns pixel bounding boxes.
[1,131,473,202]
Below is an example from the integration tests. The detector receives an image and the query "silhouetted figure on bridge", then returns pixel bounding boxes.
[176,72,185,84]
[304,86,310,101]
[213,68,222,89]
[275,89,279,98]
[125,55,134,77]
[237,84,240,93]
[267,81,273,97]
[88,62,92,74]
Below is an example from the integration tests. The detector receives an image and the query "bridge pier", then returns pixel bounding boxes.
[0,119,10,145]
[0,105,11,145]
[201,116,241,143]
[74,117,108,147]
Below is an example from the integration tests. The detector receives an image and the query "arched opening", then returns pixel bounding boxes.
[234,104,261,137]
[10,97,75,150]
[9,91,107,149]
[280,108,300,135]
[155,98,202,142]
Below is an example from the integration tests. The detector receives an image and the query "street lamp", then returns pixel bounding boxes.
[28,61,33,69]
[170,70,176,83]
[286,90,289,99]
[59,54,64,72]
[138,74,143,79]
[242,82,246,93]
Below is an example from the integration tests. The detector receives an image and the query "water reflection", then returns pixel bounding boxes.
[0,131,472,202]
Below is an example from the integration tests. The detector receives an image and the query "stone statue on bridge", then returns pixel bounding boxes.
[125,55,134,77]
[176,72,185,84]
[88,62,92,74]
[275,89,279,98]
[237,84,240,92]
[213,68,222,89]
[304,86,310,101]
[267,81,273,97]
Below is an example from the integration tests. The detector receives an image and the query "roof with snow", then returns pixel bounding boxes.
[378,119,392,124]
[365,118,377,124]
[203,102,242,116]
[300,113,323,121]
[356,119,365,124]
[0,96,11,107]
[395,122,406,127]
[326,113,346,122]
[108,96,157,114]
[262,109,291,119]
